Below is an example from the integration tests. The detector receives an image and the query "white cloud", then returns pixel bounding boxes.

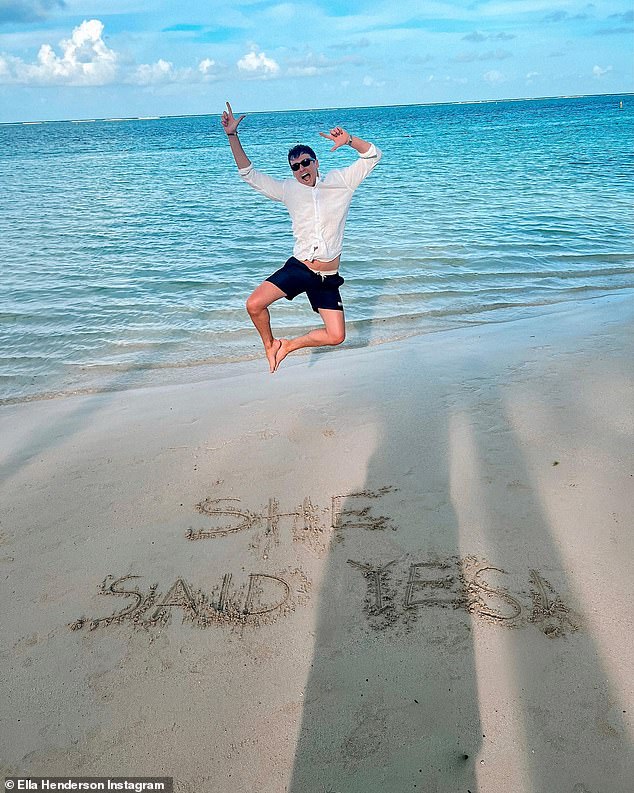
[526,70,539,78]
[263,2,296,23]
[592,64,612,77]
[483,69,505,83]
[0,19,118,85]
[0,19,224,88]
[287,65,319,76]
[285,52,350,78]
[237,49,280,77]
[131,59,175,86]
[129,58,222,86]
[199,58,216,75]
[0,55,11,79]
[362,74,386,87]
[426,74,468,85]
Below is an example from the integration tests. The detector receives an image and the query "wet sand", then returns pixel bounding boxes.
[1,293,633,792]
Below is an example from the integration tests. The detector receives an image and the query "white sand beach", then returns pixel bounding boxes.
[1,292,633,793]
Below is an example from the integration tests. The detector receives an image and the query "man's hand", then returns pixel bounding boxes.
[222,101,251,169]
[319,126,352,151]
[222,101,246,135]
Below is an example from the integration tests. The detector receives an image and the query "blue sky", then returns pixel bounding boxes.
[0,0,632,121]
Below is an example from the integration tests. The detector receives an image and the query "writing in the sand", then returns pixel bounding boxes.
[71,570,307,632]
[71,558,578,637]
[346,555,580,637]
[71,486,579,637]
[185,486,397,541]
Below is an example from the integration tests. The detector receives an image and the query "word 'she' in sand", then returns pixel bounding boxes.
[222,101,382,372]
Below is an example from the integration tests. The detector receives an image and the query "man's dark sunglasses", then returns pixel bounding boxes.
[290,157,315,171]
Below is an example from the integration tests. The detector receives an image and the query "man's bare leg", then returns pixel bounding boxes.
[274,308,345,371]
[246,281,287,372]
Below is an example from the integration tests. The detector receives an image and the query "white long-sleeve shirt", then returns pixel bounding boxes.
[238,144,382,262]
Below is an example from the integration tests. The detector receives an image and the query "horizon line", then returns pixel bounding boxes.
[1,90,631,126]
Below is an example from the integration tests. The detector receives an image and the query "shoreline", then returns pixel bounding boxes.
[3,288,633,408]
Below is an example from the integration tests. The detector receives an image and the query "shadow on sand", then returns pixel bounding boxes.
[287,320,629,792]
[288,339,482,792]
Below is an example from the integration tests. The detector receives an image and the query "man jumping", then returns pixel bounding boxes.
[221,101,382,372]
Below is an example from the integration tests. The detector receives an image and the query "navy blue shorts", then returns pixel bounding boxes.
[266,257,345,313]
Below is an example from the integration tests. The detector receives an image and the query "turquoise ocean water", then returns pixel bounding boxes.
[1,94,632,403]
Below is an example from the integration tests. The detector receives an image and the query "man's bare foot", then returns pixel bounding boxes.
[273,339,291,372]
[265,339,281,373]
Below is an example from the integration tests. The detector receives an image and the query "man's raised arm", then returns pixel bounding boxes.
[319,126,373,155]
[319,125,381,190]
[221,101,250,169]
[221,101,285,203]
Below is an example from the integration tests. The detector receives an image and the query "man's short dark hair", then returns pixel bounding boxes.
[288,144,317,164]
